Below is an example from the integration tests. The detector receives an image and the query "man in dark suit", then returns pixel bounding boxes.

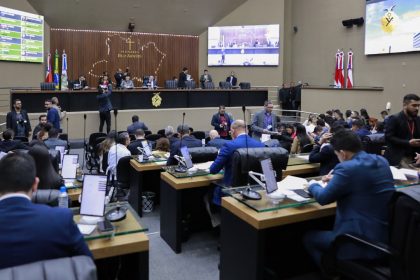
[0,152,92,269]
[0,129,28,152]
[210,120,264,205]
[114,68,124,89]
[44,99,61,131]
[6,99,31,138]
[178,67,188,89]
[251,100,279,140]
[304,130,395,267]
[127,115,149,135]
[199,69,213,88]
[211,105,234,139]
[207,130,227,149]
[127,129,148,155]
[96,84,113,133]
[384,94,420,166]
[226,71,237,86]
[166,124,201,166]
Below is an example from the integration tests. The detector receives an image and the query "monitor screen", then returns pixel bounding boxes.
[141,140,152,157]
[208,24,280,66]
[260,158,278,194]
[180,146,194,169]
[0,6,44,63]
[80,175,107,217]
[365,0,420,55]
[61,154,78,179]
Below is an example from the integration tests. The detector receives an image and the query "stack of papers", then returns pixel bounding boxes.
[77,224,96,235]
[194,161,213,172]
[390,166,418,180]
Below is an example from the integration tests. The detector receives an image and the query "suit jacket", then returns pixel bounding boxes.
[207,137,228,149]
[44,138,68,150]
[47,108,61,130]
[178,72,187,88]
[0,197,92,269]
[128,139,148,155]
[127,121,149,135]
[308,143,339,175]
[6,110,31,137]
[226,76,237,86]
[211,112,233,134]
[308,151,395,260]
[199,74,213,88]
[96,87,113,113]
[384,111,420,165]
[251,110,278,139]
[166,135,202,166]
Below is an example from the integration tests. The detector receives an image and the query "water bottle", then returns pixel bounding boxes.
[58,186,69,208]
[202,138,206,147]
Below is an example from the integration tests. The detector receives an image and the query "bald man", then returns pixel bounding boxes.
[206,130,227,149]
[209,120,264,205]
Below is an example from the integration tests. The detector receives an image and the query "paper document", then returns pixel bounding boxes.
[77,224,96,235]
[277,175,308,190]
[297,154,309,160]
[194,161,213,171]
[260,134,271,143]
[390,166,408,181]
[399,168,418,179]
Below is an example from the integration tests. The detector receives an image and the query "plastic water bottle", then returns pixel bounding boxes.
[58,186,69,208]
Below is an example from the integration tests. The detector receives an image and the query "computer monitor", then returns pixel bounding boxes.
[180,146,194,169]
[80,175,107,217]
[141,140,152,157]
[260,158,278,194]
[55,145,66,164]
[61,154,78,179]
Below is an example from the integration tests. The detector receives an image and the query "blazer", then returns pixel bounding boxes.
[199,74,213,88]
[211,112,234,134]
[96,88,113,113]
[178,72,187,88]
[166,135,202,166]
[127,121,149,135]
[0,197,92,269]
[251,110,278,139]
[6,110,31,137]
[226,76,237,86]
[207,137,228,149]
[384,111,420,165]
[308,151,395,260]
[308,143,339,175]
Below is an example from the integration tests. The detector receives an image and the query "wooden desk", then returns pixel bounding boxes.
[129,159,165,216]
[220,197,336,280]
[283,163,320,177]
[160,171,223,253]
[68,188,81,202]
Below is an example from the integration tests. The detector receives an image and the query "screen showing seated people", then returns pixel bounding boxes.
[208,24,280,66]
[61,154,78,179]
[365,0,420,55]
[0,6,44,63]
[80,175,107,217]
[180,146,194,169]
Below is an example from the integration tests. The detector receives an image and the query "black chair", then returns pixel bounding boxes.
[157,129,166,137]
[323,186,420,280]
[231,147,289,187]
[58,133,68,142]
[32,189,71,207]
[301,143,314,153]
[145,134,163,142]
[48,149,61,173]
[191,131,206,140]
[144,130,152,136]
[203,81,215,89]
[40,82,55,90]
[129,134,136,141]
[85,133,107,173]
[239,82,251,89]
[219,81,232,89]
[114,156,132,200]
[165,80,177,89]
[188,147,218,163]
[14,136,29,142]
[362,134,386,155]
[185,80,196,89]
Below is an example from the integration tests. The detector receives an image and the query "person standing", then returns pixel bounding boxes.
[127,115,148,135]
[6,99,31,138]
[44,99,60,131]
[178,67,188,89]
[211,105,234,139]
[96,82,113,133]
[384,94,420,166]
[199,69,213,88]
[251,100,278,140]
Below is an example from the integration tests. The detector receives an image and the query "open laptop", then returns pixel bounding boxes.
[80,174,107,217]
[141,140,152,157]
[62,154,78,187]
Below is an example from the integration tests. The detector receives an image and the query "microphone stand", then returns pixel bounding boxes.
[240,105,262,200]
[81,114,87,172]
[175,112,187,173]
[66,117,69,135]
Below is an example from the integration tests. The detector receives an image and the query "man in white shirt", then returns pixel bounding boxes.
[107,132,131,177]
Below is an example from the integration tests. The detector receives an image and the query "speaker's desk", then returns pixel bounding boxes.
[73,202,149,279]
[160,171,223,253]
[220,196,335,280]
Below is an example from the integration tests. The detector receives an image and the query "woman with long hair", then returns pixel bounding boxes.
[290,123,314,154]
[28,144,63,189]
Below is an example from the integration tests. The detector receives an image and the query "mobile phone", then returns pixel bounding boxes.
[293,189,312,198]
[97,220,114,232]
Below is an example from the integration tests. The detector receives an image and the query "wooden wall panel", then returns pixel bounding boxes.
[50,29,198,88]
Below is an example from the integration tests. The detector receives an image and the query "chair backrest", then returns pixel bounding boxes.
[188,146,218,163]
[40,82,55,91]
[203,82,215,89]
[144,130,152,136]
[157,129,166,137]
[0,255,97,280]
[48,149,61,173]
[219,81,232,89]
[389,186,420,279]
[191,131,206,140]
[165,80,177,89]
[231,147,289,187]
[239,82,251,89]
[185,80,196,89]
[362,134,386,155]
[301,143,314,153]
[145,134,163,142]
[116,156,132,187]
[88,132,107,147]
[14,136,28,142]
[32,189,61,207]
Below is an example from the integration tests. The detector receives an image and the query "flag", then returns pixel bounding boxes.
[339,50,345,87]
[334,50,341,88]
[53,49,60,90]
[346,50,353,89]
[61,50,68,90]
[45,52,52,83]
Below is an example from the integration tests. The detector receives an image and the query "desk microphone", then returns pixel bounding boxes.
[175,112,187,172]
[241,105,261,200]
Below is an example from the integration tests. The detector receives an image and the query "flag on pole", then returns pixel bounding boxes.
[346,50,353,89]
[61,50,68,90]
[334,50,341,88]
[53,49,60,90]
[45,52,52,83]
[339,50,345,87]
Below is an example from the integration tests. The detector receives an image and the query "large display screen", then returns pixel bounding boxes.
[208,24,279,66]
[365,0,420,55]
[0,6,44,63]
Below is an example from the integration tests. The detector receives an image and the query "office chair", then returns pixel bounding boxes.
[191,131,206,140]
[322,185,420,280]
[219,81,232,89]
[145,134,163,142]
[114,156,132,200]
[188,146,218,163]
[144,130,152,136]
[239,82,251,89]
[203,81,215,89]
[231,147,289,187]
[40,82,55,90]
[185,80,196,89]
[165,80,177,89]
[362,134,386,155]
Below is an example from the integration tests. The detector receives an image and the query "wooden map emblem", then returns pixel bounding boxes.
[152,92,162,107]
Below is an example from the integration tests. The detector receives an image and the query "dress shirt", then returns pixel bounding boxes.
[107,144,131,177]
[0,193,30,201]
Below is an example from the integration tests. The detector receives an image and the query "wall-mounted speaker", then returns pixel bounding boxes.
[342,17,364,28]
[293,26,298,33]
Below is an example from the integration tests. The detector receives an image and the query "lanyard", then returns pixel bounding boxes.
[408,121,415,139]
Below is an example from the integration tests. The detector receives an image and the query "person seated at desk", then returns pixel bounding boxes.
[73,75,88,89]
[164,126,178,147]
[44,128,67,150]
[166,124,202,166]
[121,75,134,89]
[148,75,158,89]
[128,129,148,155]
[153,138,170,158]
[207,130,227,149]
[351,119,371,139]
[0,129,28,152]
[127,115,148,135]
[28,144,63,190]
[107,132,131,177]
[290,123,314,154]
[0,152,92,269]
[209,120,264,205]
[304,130,395,268]
[199,69,213,88]
[226,71,237,87]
